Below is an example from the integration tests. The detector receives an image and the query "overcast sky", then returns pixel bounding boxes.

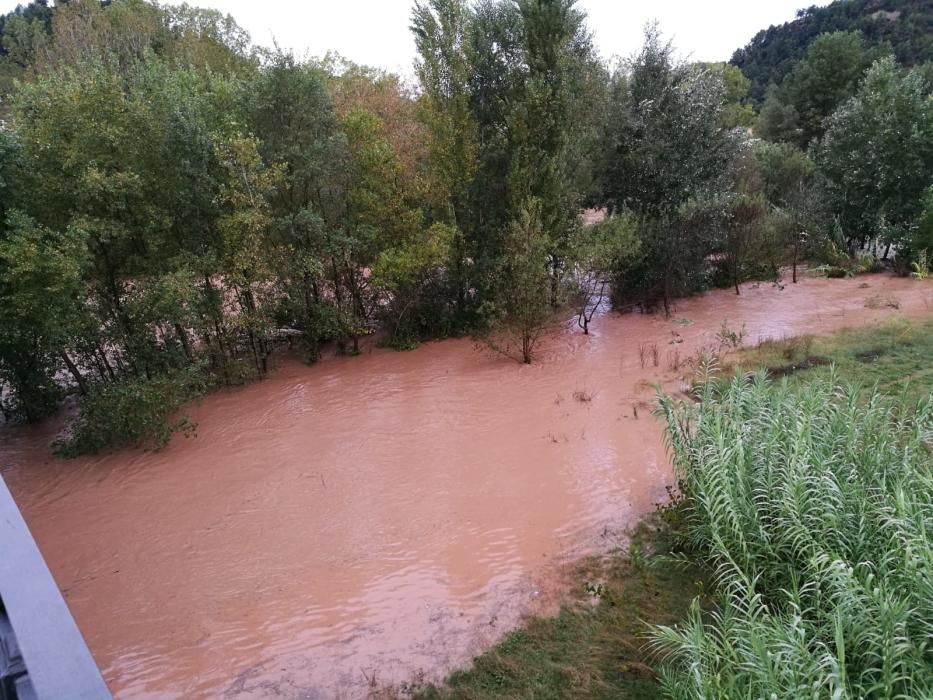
[3,0,832,75]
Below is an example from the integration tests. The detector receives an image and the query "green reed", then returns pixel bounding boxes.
[652,372,933,700]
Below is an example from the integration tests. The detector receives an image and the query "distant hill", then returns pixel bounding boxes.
[731,0,933,105]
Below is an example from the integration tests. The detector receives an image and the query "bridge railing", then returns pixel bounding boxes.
[0,475,111,700]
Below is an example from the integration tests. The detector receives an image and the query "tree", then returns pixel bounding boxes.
[0,212,91,421]
[412,0,478,321]
[598,26,736,311]
[730,0,933,106]
[914,187,933,258]
[489,198,551,363]
[30,0,164,76]
[509,0,603,308]
[572,213,639,334]
[698,62,756,129]
[371,223,455,348]
[755,86,801,143]
[783,32,888,146]
[0,1,51,109]
[160,3,255,76]
[214,136,282,377]
[815,57,933,252]
[245,51,348,357]
[720,193,769,294]
[756,141,820,282]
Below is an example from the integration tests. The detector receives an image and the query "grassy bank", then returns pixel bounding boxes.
[414,316,933,699]
[727,316,933,400]
[414,522,707,700]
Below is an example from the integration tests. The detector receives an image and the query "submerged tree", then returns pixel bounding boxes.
[598,26,736,311]
[815,57,933,253]
[756,142,820,282]
[572,212,639,333]
[0,213,90,421]
[412,0,478,321]
[489,198,552,363]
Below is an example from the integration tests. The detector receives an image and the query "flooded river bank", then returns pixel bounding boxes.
[1,274,931,699]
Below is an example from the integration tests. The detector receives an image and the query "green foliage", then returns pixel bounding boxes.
[718,193,771,293]
[758,31,889,146]
[572,213,640,333]
[1,0,929,458]
[484,198,553,364]
[597,27,738,310]
[815,57,933,246]
[372,222,456,348]
[573,212,640,277]
[910,185,933,258]
[911,249,929,280]
[55,365,210,456]
[654,374,933,699]
[755,86,801,143]
[0,212,90,422]
[697,62,756,129]
[754,141,827,280]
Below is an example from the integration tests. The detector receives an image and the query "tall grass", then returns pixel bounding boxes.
[652,373,933,699]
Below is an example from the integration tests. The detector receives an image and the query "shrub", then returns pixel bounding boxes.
[55,365,210,457]
[652,375,933,699]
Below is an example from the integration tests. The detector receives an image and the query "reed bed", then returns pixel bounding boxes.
[653,373,933,699]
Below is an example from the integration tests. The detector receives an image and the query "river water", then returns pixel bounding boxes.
[1,274,930,699]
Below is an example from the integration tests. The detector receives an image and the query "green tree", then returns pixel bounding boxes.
[756,141,820,282]
[598,26,736,312]
[509,0,603,307]
[214,135,281,377]
[245,51,347,357]
[371,223,455,348]
[488,198,552,364]
[698,62,756,129]
[572,213,639,334]
[914,186,933,258]
[731,0,933,106]
[720,193,769,294]
[815,57,933,252]
[782,31,888,146]
[755,86,800,144]
[0,212,91,421]
[412,0,477,320]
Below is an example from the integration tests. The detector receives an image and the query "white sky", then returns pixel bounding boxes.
[2,0,832,76]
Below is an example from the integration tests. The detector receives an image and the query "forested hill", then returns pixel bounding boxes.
[731,0,933,104]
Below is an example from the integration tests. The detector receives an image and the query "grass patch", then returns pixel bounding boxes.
[414,522,707,700]
[726,316,933,401]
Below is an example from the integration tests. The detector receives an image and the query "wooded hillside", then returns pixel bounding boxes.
[731,0,933,104]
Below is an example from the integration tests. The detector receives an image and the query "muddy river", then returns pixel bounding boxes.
[1,274,930,698]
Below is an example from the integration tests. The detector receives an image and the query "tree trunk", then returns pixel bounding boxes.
[60,352,88,395]
[174,324,192,360]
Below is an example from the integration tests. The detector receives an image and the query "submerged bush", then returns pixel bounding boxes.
[55,365,210,457]
[653,374,933,699]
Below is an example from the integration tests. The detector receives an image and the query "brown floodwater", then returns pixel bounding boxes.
[1,274,931,699]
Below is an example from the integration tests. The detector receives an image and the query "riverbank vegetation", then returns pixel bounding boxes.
[415,317,933,699]
[653,372,932,698]
[0,0,931,455]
